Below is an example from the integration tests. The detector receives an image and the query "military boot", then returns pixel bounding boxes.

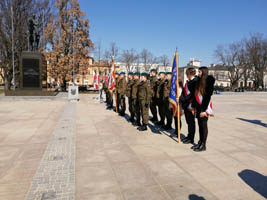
[138,125,147,131]
[133,121,141,127]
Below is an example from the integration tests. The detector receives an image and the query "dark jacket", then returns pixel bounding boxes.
[192,75,215,117]
[180,76,198,108]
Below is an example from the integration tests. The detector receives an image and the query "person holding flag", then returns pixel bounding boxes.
[191,66,215,152]
[169,51,182,143]
[107,59,116,110]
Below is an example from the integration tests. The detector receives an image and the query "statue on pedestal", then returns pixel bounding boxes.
[28,15,41,51]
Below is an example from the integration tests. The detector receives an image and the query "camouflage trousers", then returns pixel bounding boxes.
[128,98,134,118]
[139,100,150,125]
[150,97,158,120]
[119,94,126,113]
[133,99,140,123]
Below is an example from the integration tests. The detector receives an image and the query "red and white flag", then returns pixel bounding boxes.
[92,70,97,89]
[108,60,115,90]
[195,93,214,116]
[95,70,100,89]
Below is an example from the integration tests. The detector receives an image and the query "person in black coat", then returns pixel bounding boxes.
[191,67,215,152]
[180,68,198,144]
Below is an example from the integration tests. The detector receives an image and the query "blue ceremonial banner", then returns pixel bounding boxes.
[169,52,178,115]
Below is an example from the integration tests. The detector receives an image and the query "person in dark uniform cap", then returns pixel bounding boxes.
[118,72,127,116]
[126,72,135,121]
[149,69,158,122]
[155,72,166,127]
[132,72,141,126]
[137,72,151,131]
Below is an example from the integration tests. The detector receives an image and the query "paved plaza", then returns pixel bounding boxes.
[0,93,266,200]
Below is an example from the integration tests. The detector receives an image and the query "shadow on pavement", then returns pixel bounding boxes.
[236,118,267,128]
[238,169,267,198]
[147,123,161,134]
[188,194,206,200]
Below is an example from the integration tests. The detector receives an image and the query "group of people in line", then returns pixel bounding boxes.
[103,67,215,152]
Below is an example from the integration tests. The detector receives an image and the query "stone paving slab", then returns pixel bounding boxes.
[0,93,267,200]
[25,102,76,200]
[75,93,267,200]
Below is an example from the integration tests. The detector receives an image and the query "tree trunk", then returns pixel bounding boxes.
[4,77,11,91]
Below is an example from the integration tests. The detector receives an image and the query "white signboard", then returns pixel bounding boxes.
[68,85,79,100]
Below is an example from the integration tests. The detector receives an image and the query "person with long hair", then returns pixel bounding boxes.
[191,67,215,152]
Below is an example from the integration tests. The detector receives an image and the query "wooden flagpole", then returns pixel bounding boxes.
[176,51,181,143]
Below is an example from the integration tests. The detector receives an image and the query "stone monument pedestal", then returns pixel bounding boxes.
[5,51,57,96]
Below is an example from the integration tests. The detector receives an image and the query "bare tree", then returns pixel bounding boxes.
[0,0,53,90]
[103,42,119,62]
[214,43,242,89]
[159,54,170,72]
[245,33,267,89]
[120,48,138,73]
[94,40,102,62]
[140,48,155,72]
[160,55,170,66]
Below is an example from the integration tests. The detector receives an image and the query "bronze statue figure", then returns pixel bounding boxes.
[28,15,40,51]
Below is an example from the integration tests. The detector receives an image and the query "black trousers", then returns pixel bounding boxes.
[165,102,173,126]
[184,109,196,141]
[157,99,165,123]
[150,98,158,120]
[197,117,208,144]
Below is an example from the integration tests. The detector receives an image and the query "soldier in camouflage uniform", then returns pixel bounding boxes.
[163,72,173,130]
[149,69,158,122]
[117,72,127,116]
[137,72,151,131]
[132,72,141,127]
[126,72,135,121]
[155,72,166,127]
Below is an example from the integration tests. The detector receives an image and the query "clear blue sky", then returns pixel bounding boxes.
[79,0,267,67]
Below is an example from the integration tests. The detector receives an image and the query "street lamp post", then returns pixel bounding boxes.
[72,7,75,86]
